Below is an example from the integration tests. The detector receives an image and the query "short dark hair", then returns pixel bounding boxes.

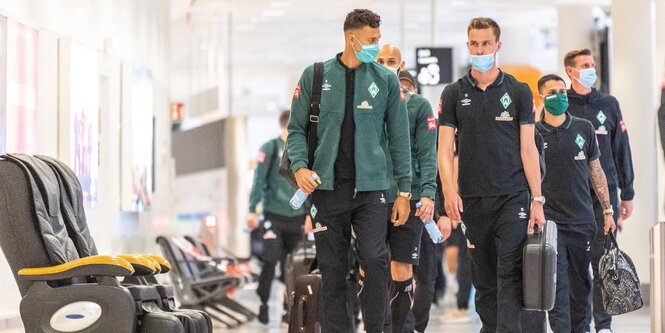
[467,17,501,41]
[343,9,381,31]
[564,49,592,68]
[279,110,290,128]
[537,74,566,94]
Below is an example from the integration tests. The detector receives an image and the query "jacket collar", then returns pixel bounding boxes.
[567,86,601,104]
[538,112,573,132]
[465,69,505,89]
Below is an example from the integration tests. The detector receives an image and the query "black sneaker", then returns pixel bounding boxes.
[258,304,269,324]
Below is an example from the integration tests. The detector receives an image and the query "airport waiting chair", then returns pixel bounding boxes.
[0,154,210,332]
[31,154,212,332]
[184,235,257,286]
[156,235,257,327]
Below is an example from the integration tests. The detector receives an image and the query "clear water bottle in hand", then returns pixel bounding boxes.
[290,173,318,209]
[416,202,444,244]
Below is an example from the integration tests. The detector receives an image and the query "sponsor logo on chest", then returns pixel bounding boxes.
[596,125,608,135]
[357,100,373,110]
[574,151,587,160]
[495,111,513,122]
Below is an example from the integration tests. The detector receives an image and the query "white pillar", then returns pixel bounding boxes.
[556,5,595,83]
[224,116,249,257]
[610,0,657,284]
[656,0,665,222]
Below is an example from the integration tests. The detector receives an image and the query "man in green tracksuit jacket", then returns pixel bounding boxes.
[375,45,437,333]
[287,9,412,333]
[247,111,310,324]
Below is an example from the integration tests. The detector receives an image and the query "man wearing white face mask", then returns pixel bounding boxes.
[438,17,546,332]
[563,49,635,333]
[375,45,439,333]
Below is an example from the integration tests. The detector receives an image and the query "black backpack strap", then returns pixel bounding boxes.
[306,62,324,169]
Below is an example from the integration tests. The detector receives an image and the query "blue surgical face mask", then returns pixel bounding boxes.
[352,36,379,63]
[469,53,495,73]
[575,68,597,88]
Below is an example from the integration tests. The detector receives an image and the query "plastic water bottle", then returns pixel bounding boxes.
[416,202,444,244]
[290,173,318,209]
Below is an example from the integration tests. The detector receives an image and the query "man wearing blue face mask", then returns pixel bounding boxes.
[563,49,635,333]
[438,17,546,332]
[536,74,616,333]
[287,8,412,333]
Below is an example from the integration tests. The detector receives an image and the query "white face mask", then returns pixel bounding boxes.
[382,64,399,76]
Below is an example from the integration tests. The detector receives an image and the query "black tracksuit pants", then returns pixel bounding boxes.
[403,230,444,332]
[448,226,473,309]
[256,212,304,306]
[549,226,595,333]
[462,191,530,333]
[311,180,390,333]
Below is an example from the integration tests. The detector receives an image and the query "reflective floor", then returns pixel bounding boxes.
[1,279,651,332]
[208,279,651,333]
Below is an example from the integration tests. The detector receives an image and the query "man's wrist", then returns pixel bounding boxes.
[531,196,546,205]
[603,206,614,216]
[397,191,412,200]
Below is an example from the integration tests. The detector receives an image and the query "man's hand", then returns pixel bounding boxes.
[528,202,546,234]
[247,213,259,231]
[619,200,634,221]
[443,189,463,222]
[451,219,460,230]
[437,216,453,242]
[415,197,435,222]
[304,215,313,233]
[392,196,411,226]
[604,214,616,235]
[295,168,321,194]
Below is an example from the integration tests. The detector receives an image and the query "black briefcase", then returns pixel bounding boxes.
[522,220,557,311]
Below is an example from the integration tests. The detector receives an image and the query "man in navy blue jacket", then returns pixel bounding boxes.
[563,48,635,333]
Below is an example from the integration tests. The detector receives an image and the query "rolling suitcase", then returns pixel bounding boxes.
[288,274,322,333]
[285,239,317,316]
[522,220,558,311]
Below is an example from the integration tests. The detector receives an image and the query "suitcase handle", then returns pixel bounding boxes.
[538,220,553,309]
[297,295,306,332]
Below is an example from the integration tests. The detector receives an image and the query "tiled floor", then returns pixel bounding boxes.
[1,281,651,332]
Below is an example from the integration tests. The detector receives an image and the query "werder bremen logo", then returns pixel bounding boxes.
[596,110,607,124]
[368,82,380,98]
[500,92,512,109]
[575,134,585,149]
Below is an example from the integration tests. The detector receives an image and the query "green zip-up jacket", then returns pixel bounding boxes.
[287,56,412,192]
[249,138,306,217]
[386,91,438,202]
